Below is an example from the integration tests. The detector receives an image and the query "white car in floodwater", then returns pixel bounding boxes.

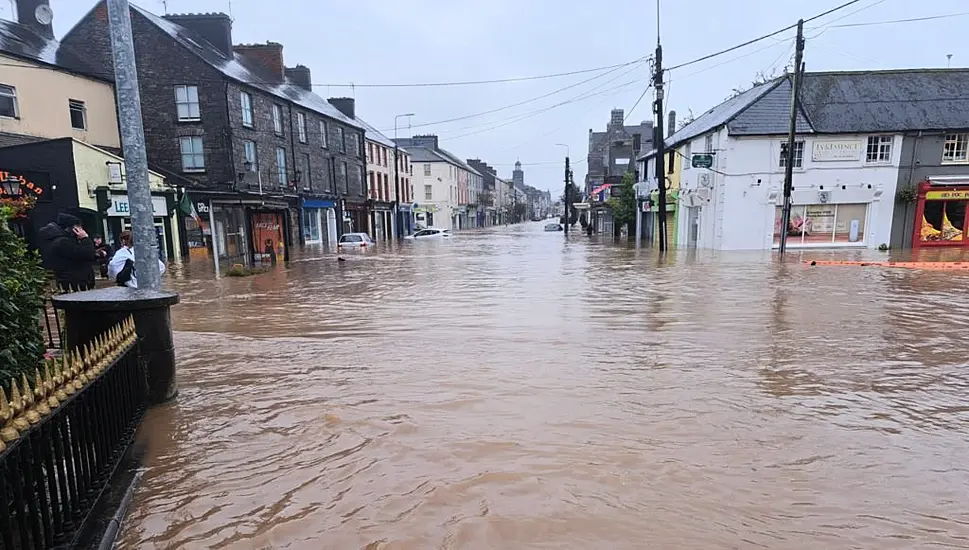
[405,228,451,240]
[337,233,375,249]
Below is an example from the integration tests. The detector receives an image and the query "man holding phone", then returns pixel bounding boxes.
[38,213,98,292]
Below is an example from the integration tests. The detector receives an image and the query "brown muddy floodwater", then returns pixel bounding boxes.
[119,223,969,549]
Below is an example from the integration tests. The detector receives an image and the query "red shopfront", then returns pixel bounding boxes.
[251,211,287,264]
[913,179,969,248]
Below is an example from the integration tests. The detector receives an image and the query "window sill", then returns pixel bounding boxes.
[177,118,202,123]
[71,127,87,132]
[941,160,969,165]
[182,169,206,174]
[0,115,20,120]
[865,160,893,165]
[242,123,255,129]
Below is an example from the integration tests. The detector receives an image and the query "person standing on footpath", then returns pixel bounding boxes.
[92,234,114,279]
[108,230,166,288]
[38,213,97,292]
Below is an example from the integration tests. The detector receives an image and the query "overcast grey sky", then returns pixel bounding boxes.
[20,0,969,193]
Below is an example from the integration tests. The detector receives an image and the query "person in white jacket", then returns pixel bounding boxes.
[107,230,166,288]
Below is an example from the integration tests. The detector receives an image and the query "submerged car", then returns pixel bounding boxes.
[544,223,564,232]
[337,233,375,249]
[405,228,452,240]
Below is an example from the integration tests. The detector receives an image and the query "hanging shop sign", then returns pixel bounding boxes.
[107,194,170,217]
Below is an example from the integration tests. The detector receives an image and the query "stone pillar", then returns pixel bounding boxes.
[52,288,180,405]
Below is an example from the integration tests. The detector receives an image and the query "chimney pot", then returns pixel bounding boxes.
[163,12,233,57]
[327,97,356,119]
[14,0,54,40]
[668,110,676,136]
[233,42,285,81]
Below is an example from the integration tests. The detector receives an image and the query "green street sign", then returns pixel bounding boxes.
[692,154,714,169]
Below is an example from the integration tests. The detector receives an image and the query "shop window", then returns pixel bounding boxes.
[942,133,969,163]
[302,208,321,243]
[920,200,966,242]
[779,141,804,168]
[774,203,867,246]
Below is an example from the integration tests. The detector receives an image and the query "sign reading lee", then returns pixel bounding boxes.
[107,195,169,217]
[812,141,862,162]
[691,154,714,169]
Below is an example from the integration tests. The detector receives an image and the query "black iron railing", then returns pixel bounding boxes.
[0,317,143,549]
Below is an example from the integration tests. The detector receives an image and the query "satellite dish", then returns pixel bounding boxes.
[35,4,54,25]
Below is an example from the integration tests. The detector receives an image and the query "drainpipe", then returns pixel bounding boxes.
[288,103,303,248]
[905,131,922,247]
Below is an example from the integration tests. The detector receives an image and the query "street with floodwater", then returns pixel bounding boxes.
[119,223,969,549]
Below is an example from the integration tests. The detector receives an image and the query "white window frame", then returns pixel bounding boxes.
[704,134,713,153]
[240,91,254,128]
[320,120,328,148]
[865,135,893,164]
[297,112,307,143]
[424,163,431,176]
[174,85,200,121]
[425,184,433,200]
[0,84,18,119]
[272,104,283,135]
[68,99,87,130]
[683,142,691,170]
[243,140,258,172]
[179,136,205,172]
[336,126,345,153]
[779,141,805,169]
[276,147,287,185]
[942,133,969,164]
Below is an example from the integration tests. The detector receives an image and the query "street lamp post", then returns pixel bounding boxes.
[556,144,570,234]
[393,113,415,239]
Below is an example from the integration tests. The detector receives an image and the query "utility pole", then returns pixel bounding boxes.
[653,2,668,252]
[564,155,571,235]
[393,113,414,239]
[779,19,805,257]
[107,0,161,289]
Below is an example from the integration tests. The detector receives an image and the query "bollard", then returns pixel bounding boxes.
[51,287,179,405]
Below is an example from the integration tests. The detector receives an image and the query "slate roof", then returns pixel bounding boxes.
[355,118,394,148]
[130,4,363,130]
[798,69,969,133]
[0,19,110,81]
[402,146,447,164]
[660,69,969,153]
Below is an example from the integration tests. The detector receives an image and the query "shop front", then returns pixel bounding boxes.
[343,200,368,236]
[398,203,414,236]
[773,203,869,247]
[370,200,394,241]
[414,204,439,229]
[301,198,337,248]
[251,210,287,264]
[913,178,969,248]
[97,191,179,260]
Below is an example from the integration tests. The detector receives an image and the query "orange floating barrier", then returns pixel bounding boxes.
[805,260,969,271]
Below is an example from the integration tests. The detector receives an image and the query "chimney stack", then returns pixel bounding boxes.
[668,110,676,135]
[234,42,285,81]
[162,13,233,57]
[328,98,355,119]
[285,65,312,92]
[15,0,54,40]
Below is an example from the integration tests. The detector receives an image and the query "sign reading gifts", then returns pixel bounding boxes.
[107,195,169,217]
[812,141,862,162]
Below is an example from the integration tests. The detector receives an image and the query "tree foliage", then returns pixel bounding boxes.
[0,207,47,384]
[727,68,787,100]
[605,172,638,232]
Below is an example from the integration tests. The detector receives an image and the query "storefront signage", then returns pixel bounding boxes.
[107,195,169,217]
[691,154,714,169]
[196,201,210,214]
[812,141,862,162]
[926,190,969,200]
[0,170,46,197]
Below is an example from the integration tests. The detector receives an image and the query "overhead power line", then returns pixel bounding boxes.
[667,0,865,71]
[823,11,969,29]
[316,59,648,88]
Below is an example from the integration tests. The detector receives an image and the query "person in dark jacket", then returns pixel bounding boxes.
[38,213,97,292]
[92,235,114,279]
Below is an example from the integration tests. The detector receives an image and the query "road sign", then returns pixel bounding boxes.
[692,154,714,169]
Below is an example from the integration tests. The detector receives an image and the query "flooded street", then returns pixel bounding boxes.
[120,223,969,549]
